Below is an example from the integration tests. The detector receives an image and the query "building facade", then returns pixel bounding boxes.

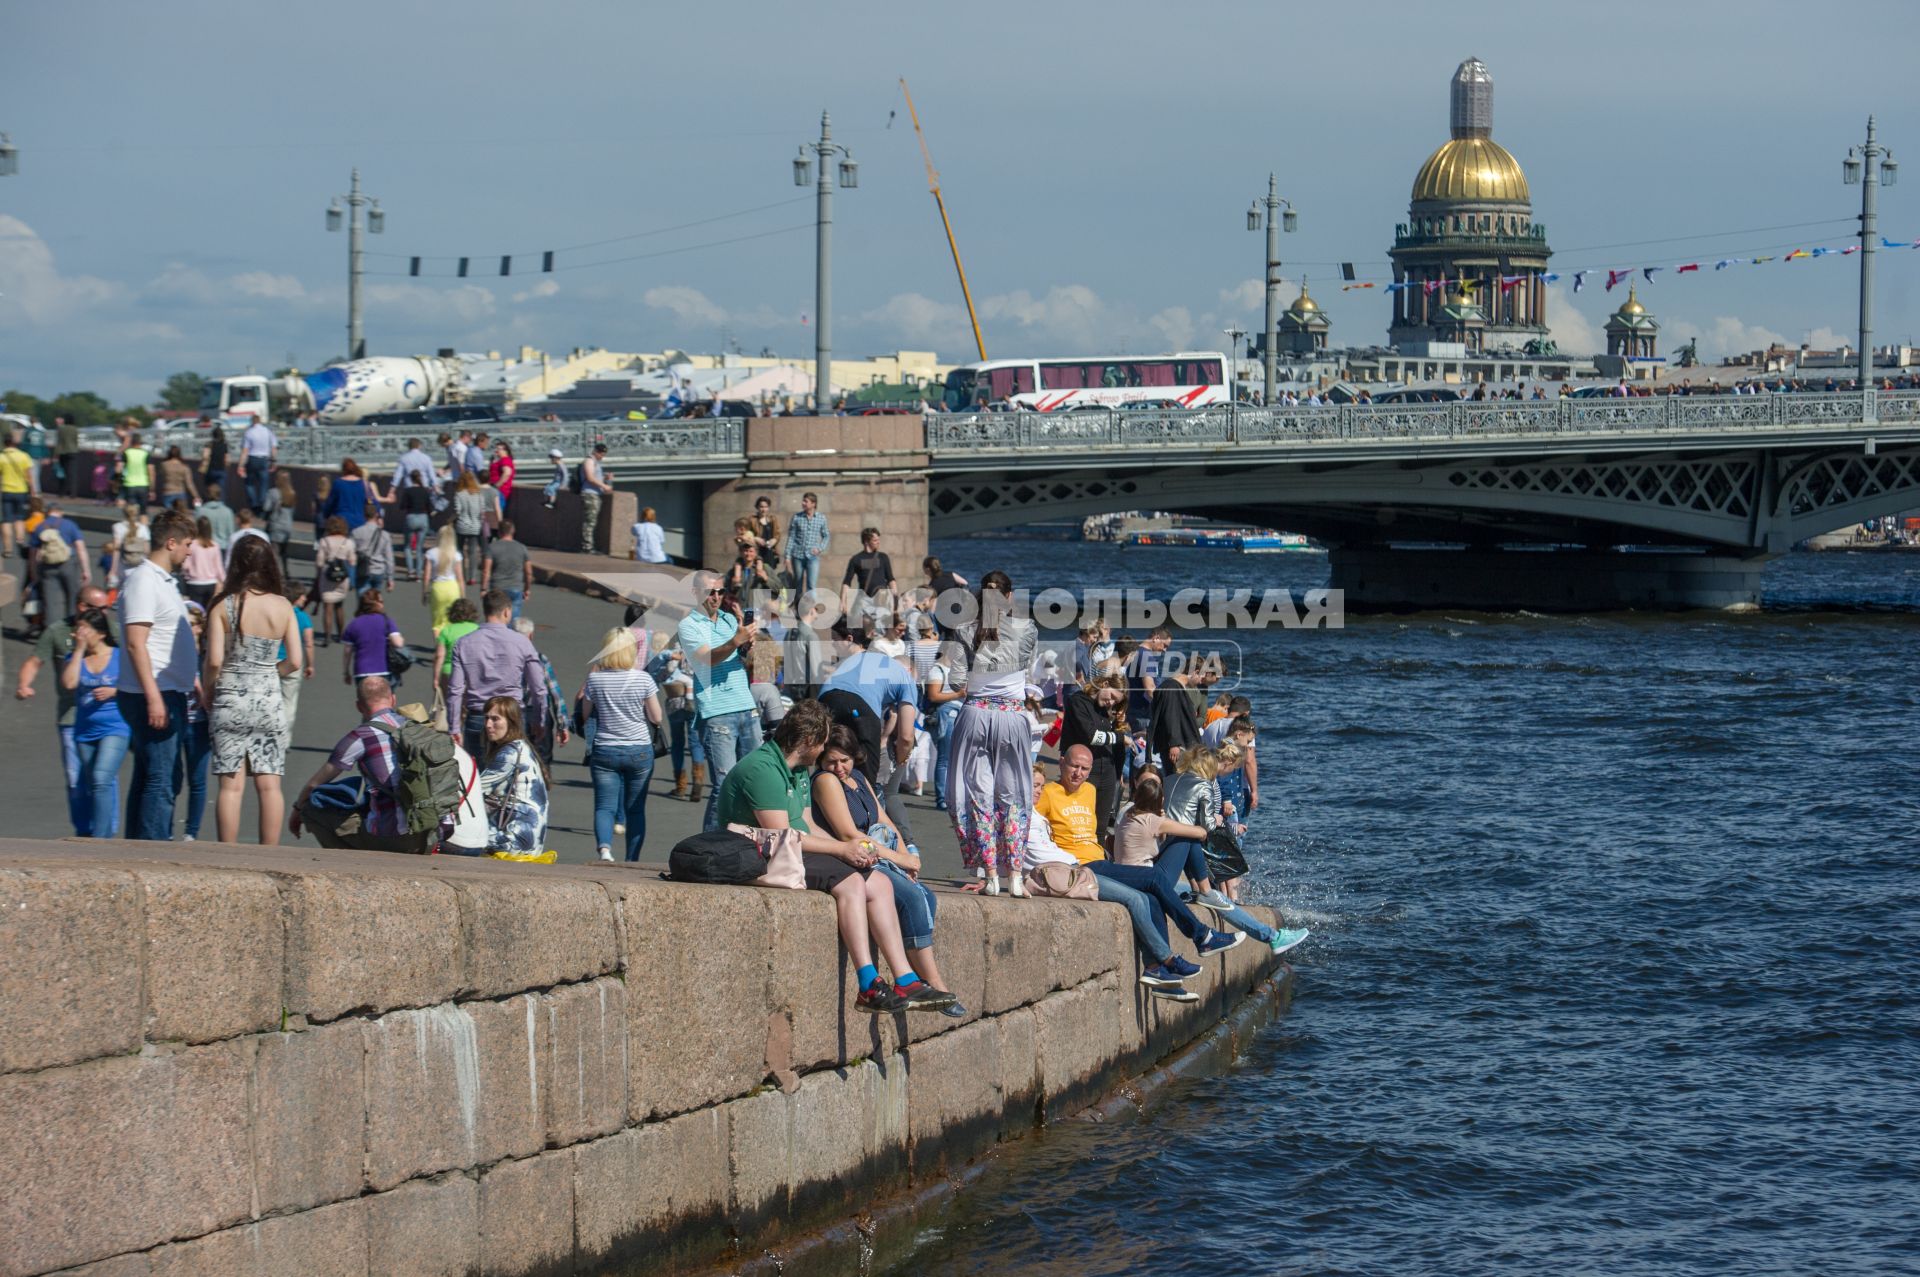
[1389,58,1552,350]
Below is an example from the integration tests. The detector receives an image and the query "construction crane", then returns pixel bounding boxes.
[899,77,987,360]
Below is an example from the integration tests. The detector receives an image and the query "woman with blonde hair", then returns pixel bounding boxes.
[422,523,465,635]
[581,627,663,862]
[1160,747,1233,911]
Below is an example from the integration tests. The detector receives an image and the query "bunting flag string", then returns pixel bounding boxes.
[1341,282,1376,291]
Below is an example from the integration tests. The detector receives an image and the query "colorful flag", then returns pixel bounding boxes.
[1542,272,1561,283]
[1423,279,1442,295]
[1642,267,1662,282]
[1606,269,1630,292]
[1573,270,1587,292]
[1882,236,1908,248]
[1714,259,1738,270]
[1342,282,1376,291]
[1786,249,1810,261]
[1385,282,1410,292]
[1842,245,1860,256]
[1676,263,1700,273]
[1752,256,1775,264]
[1499,276,1524,293]
[1810,247,1835,258]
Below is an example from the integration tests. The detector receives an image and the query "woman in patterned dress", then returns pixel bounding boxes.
[479,695,550,854]
[943,569,1040,895]
[203,537,302,845]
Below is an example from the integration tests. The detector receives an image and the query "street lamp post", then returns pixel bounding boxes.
[0,132,18,177]
[1844,117,1896,407]
[326,168,385,361]
[1222,327,1246,402]
[794,113,857,414]
[1246,174,1297,405]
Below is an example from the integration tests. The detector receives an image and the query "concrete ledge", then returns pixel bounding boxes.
[0,838,1287,1277]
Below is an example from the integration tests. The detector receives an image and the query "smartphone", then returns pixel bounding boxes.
[741,608,756,625]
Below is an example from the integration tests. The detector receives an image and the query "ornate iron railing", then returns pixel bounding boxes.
[68,393,1919,470]
[925,392,1920,453]
[272,418,745,467]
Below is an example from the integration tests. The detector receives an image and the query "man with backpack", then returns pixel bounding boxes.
[289,677,482,853]
[32,502,89,634]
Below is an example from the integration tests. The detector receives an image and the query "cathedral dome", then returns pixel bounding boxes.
[1411,136,1530,205]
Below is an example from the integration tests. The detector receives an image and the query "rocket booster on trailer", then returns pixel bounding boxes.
[198,355,464,425]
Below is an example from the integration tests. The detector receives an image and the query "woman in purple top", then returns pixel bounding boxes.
[341,588,406,686]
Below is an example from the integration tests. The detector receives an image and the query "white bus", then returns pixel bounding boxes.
[942,352,1230,412]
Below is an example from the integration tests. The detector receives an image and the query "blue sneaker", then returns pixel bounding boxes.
[1198,930,1244,956]
[1269,927,1311,957]
[1139,963,1185,988]
[1162,955,1202,979]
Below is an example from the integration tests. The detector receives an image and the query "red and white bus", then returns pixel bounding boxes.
[941,352,1229,412]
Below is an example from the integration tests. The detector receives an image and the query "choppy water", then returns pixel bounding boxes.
[881,543,1920,1276]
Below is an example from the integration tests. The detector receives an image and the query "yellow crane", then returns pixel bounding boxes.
[899,77,987,361]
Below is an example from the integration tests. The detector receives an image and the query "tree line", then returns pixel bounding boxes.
[0,371,210,427]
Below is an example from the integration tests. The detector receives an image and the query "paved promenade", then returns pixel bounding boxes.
[0,538,972,880]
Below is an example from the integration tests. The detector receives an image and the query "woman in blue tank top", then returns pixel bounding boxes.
[61,608,131,839]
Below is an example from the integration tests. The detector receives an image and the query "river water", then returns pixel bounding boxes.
[881,541,1920,1276]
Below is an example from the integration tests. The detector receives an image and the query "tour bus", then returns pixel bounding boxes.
[942,353,1230,412]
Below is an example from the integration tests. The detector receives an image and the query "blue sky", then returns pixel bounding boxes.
[4,0,1918,403]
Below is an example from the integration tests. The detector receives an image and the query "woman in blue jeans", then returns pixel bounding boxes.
[581,628,664,862]
[61,609,131,839]
[925,658,965,812]
[810,725,966,1016]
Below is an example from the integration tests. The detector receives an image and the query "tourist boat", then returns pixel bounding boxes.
[1122,528,1320,553]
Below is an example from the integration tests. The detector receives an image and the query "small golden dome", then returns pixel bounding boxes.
[1411,136,1530,205]
[1617,286,1645,316]
[1292,279,1318,312]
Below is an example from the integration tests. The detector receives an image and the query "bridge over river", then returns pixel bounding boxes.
[277,390,1920,609]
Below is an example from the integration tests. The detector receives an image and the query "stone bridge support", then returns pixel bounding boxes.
[702,416,929,579]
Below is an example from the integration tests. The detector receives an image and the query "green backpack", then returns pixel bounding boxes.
[369,718,467,836]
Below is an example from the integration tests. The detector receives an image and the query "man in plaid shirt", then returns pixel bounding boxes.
[783,492,829,596]
[289,677,436,852]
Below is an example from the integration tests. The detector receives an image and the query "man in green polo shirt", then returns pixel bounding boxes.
[715,700,952,1015]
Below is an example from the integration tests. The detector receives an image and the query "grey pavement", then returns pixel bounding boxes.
[1,562,971,880]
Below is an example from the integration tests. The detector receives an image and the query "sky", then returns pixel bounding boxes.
[4,0,1919,404]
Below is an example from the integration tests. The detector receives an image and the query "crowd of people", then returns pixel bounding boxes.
[8,433,1310,1011]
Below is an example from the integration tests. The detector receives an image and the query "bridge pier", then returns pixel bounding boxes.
[1329,545,1768,612]
[702,416,929,577]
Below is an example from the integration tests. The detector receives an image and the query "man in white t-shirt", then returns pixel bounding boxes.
[241,420,277,513]
[117,508,201,840]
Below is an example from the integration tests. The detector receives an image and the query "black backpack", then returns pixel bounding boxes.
[568,458,587,493]
[667,830,763,884]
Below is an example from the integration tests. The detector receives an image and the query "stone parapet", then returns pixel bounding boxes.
[0,839,1282,1277]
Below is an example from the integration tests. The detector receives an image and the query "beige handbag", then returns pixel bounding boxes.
[1025,862,1100,900]
[729,823,807,890]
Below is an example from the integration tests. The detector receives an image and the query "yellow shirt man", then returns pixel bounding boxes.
[1033,779,1103,864]
[0,445,34,495]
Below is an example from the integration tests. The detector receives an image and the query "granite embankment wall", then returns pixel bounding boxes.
[0,839,1280,1277]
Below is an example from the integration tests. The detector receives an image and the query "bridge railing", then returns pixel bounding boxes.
[272,417,745,468]
[926,391,1920,452]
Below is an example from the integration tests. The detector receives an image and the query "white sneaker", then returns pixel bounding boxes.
[1009,871,1028,898]
[982,875,1001,896]
[597,846,614,862]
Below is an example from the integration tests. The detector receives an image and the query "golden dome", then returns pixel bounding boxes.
[1292,279,1318,312]
[1411,136,1530,205]
[1617,286,1645,316]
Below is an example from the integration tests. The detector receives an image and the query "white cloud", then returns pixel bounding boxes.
[1663,315,1788,361]
[0,215,122,325]
[511,278,561,304]
[1545,285,1601,357]
[364,282,498,325]
[1215,277,1306,315]
[1148,306,1195,350]
[643,284,728,328]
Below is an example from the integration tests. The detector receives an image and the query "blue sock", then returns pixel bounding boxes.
[857,964,878,992]
[895,971,921,989]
